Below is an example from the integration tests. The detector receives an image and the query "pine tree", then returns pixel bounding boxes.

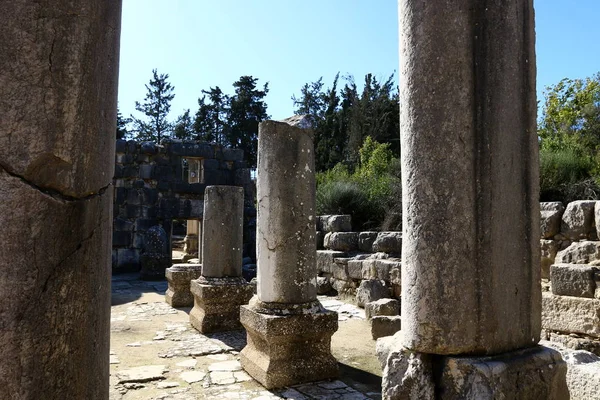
[227,76,269,168]
[131,69,175,143]
[173,109,194,140]
[116,107,131,140]
[193,87,229,144]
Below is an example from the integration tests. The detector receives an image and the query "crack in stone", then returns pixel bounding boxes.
[0,161,110,202]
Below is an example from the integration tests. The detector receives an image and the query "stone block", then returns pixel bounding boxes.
[543,340,600,400]
[165,264,202,307]
[358,231,378,252]
[316,215,328,231]
[114,217,133,232]
[189,277,253,333]
[316,250,346,274]
[380,344,568,400]
[331,258,350,280]
[390,267,401,298]
[541,239,560,279]
[114,187,127,205]
[347,259,364,280]
[365,298,400,319]
[541,202,565,239]
[372,231,402,254]
[356,279,389,308]
[126,188,143,206]
[116,248,139,271]
[437,346,568,400]
[542,291,600,338]
[139,164,154,179]
[116,139,127,154]
[323,232,358,252]
[323,215,352,233]
[371,316,401,339]
[362,259,401,281]
[239,305,339,389]
[555,241,600,265]
[140,142,157,154]
[560,200,597,240]
[112,231,131,247]
[551,264,597,298]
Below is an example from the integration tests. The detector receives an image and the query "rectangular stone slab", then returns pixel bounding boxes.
[542,291,600,338]
[551,263,597,298]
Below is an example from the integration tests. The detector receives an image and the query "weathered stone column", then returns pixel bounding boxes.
[189,186,253,332]
[240,116,338,389]
[0,1,121,399]
[378,1,569,398]
[183,219,200,261]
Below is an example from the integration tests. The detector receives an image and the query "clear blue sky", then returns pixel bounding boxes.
[118,0,600,123]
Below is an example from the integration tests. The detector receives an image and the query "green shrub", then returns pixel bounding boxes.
[316,181,377,229]
[540,148,600,203]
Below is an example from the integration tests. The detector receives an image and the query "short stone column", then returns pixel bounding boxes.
[379,1,568,398]
[240,116,339,389]
[0,1,121,398]
[165,263,202,307]
[189,186,253,332]
[183,219,200,261]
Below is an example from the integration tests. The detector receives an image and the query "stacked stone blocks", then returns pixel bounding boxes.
[112,139,253,273]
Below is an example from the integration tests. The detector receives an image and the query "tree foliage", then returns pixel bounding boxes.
[539,74,600,156]
[131,69,176,142]
[116,107,131,140]
[173,109,194,140]
[292,73,399,171]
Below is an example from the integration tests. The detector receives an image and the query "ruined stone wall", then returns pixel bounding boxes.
[112,139,255,273]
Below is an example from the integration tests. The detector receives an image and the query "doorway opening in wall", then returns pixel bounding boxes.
[171,218,187,262]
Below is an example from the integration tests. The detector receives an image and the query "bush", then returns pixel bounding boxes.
[316,136,401,230]
[540,148,600,203]
[316,181,376,230]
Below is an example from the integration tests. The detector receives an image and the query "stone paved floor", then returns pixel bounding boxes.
[110,273,382,400]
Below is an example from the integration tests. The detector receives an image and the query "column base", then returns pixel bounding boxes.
[380,342,569,400]
[165,264,202,307]
[239,304,339,389]
[189,276,253,333]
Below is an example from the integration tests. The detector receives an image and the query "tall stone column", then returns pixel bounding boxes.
[378,1,569,398]
[0,1,121,399]
[240,116,338,389]
[189,186,253,332]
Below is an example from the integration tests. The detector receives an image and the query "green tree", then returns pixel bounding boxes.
[539,73,600,155]
[193,87,229,144]
[131,69,175,143]
[173,109,194,140]
[227,76,270,168]
[116,107,131,140]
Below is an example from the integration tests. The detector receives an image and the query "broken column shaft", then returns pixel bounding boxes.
[0,1,121,398]
[240,117,338,389]
[189,185,253,333]
[379,1,569,399]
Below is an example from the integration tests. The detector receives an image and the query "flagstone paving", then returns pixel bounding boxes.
[110,273,382,400]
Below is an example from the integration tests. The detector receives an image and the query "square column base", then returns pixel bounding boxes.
[165,264,202,307]
[239,305,339,389]
[189,277,253,333]
[380,343,569,400]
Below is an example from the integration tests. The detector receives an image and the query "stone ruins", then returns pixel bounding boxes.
[240,117,339,389]
[112,139,255,274]
[3,1,600,399]
[189,185,253,333]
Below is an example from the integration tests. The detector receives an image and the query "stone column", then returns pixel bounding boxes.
[378,1,569,398]
[183,219,199,261]
[0,1,121,399]
[240,116,338,389]
[189,186,253,332]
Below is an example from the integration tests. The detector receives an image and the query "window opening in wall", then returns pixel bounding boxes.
[182,157,204,184]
